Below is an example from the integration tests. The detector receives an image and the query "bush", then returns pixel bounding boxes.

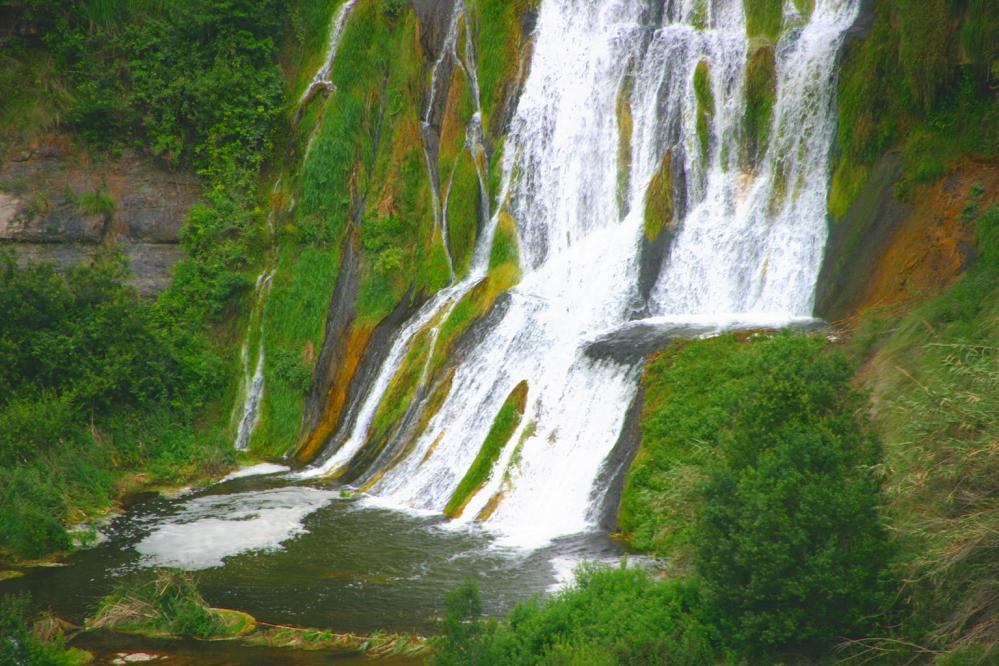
[433,567,724,666]
[695,340,892,654]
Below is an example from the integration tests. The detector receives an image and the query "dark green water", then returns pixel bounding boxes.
[3,472,625,640]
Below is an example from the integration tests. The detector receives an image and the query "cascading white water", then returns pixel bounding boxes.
[650,0,860,315]
[305,0,859,549]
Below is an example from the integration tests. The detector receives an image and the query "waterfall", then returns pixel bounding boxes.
[233,269,274,451]
[303,0,859,549]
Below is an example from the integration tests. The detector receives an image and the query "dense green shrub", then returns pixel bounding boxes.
[0,252,232,557]
[0,253,220,413]
[694,338,892,655]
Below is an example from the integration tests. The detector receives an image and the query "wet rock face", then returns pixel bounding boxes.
[0,138,199,295]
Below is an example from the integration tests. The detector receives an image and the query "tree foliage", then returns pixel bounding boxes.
[694,337,892,654]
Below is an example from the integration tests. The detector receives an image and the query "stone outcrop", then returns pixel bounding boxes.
[0,136,199,295]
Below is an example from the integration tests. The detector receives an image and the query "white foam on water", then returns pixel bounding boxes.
[220,463,291,483]
[135,487,335,570]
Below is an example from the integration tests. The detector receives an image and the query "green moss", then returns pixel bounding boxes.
[445,150,482,277]
[616,72,634,216]
[791,0,813,20]
[692,0,708,30]
[425,217,520,380]
[368,327,433,446]
[830,0,998,216]
[469,0,538,134]
[898,0,955,114]
[643,151,674,240]
[693,61,714,163]
[445,380,528,517]
[960,0,999,76]
[743,45,775,168]
[489,210,521,271]
[743,0,783,40]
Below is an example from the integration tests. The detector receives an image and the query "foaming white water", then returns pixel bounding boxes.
[221,463,290,483]
[302,0,858,550]
[135,487,335,570]
[368,0,648,549]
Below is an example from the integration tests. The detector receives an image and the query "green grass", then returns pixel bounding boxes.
[78,189,116,218]
[619,335,758,562]
[830,0,998,216]
[256,244,339,457]
[839,207,999,660]
[90,569,253,639]
[445,151,482,277]
[469,0,538,135]
[444,381,527,517]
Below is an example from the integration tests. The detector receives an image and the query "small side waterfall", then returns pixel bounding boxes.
[302,0,860,549]
[298,0,359,108]
[233,269,274,451]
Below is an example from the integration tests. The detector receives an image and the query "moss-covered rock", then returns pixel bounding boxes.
[616,69,634,217]
[445,380,528,518]
[743,44,776,169]
[644,151,674,240]
[792,0,814,21]
[693,61,714,164]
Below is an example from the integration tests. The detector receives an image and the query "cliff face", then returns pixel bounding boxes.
[816,0,998,323]
[0,136,199,295]
[816,156,998,321]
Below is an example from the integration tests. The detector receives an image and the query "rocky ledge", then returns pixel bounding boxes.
[0,136,199,295]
